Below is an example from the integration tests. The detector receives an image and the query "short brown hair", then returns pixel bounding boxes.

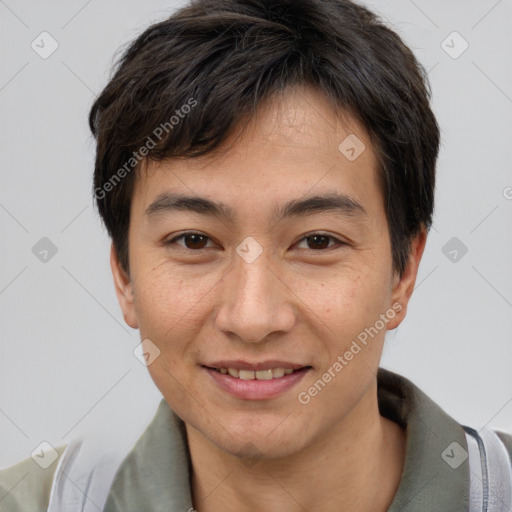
[89,0,440,277]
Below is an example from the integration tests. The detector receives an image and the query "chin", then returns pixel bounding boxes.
[223,434,306,463]
[203,413,312,461]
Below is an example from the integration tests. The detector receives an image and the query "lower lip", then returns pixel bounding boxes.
[203,367,310,400]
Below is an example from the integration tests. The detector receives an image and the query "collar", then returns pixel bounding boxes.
[103,368,469,511]
[379,368,469,511]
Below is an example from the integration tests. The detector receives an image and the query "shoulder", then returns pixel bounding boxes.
[1,435,135,512]
[0,444,67,512]
[0,405,161,512]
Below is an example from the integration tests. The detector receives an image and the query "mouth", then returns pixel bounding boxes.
[201,362,313,400]
[204,366,310,380]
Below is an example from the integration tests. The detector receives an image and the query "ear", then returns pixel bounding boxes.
[386,228,427,330]
[110,243,139,329]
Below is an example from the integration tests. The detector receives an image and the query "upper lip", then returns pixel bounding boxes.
[203,360,309,371]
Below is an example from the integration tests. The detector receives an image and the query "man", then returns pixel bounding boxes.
[1,0,511,511]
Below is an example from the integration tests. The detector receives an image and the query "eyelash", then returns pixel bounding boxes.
[164,231,346,252]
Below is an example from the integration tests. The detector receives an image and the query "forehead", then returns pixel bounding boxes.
[132,85,383,223]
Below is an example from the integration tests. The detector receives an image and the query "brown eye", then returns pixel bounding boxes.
[305,235,331,250]
[182,234,208,249]
[296,233,343,250]
[165,232,212,250]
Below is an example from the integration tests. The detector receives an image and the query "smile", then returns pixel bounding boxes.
[202,364,312,400]
[212,367,298,380]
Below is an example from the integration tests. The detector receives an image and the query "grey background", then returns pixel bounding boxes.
[1,0,511,467]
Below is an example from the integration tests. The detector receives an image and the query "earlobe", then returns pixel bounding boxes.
[387,228,427,330]
[110,244,139,329]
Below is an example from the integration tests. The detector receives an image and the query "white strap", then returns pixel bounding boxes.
[465,427,512,512]
[47,436,128,512]
[481,429,512,511]
[466,430,484,512]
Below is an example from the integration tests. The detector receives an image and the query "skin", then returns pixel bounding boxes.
[111,84,426,512]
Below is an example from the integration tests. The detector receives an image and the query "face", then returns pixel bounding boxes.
[112,84,425,460]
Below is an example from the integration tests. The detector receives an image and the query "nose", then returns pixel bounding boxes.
[215,247,295,343]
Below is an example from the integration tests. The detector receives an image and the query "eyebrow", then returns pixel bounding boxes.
[145,191,367,223]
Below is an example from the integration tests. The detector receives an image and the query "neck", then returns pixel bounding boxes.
[186,382,406,512]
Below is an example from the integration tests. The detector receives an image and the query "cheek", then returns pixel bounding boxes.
[131,263,216,407]
[319,266,386,316]
[317,270,391,359]
[131,262,218,349]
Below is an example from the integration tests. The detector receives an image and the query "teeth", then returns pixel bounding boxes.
[228,368,239,378]
[216,367,298,379]
[255,369,273,380]
[239,369,256,380]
